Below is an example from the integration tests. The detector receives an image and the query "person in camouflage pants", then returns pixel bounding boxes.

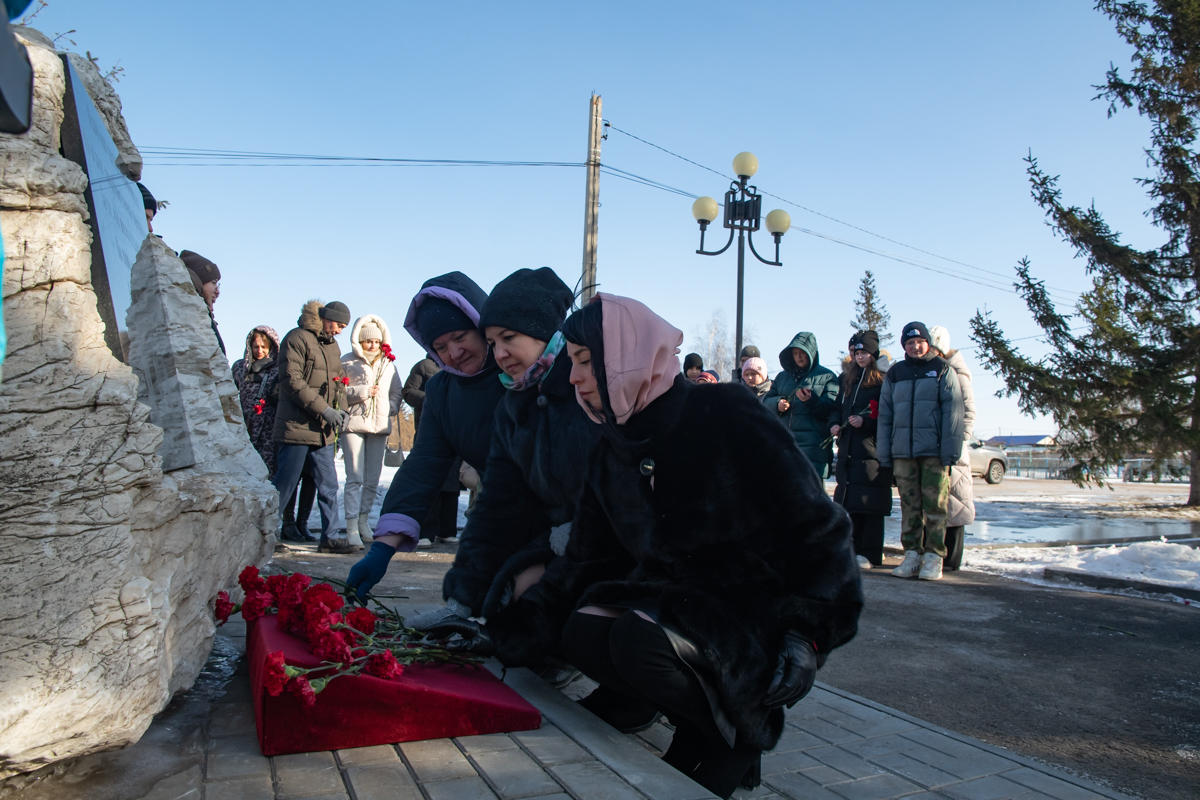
[892,457,950,557]
[876,321,964,581]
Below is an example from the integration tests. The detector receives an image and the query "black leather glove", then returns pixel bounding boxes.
[763,631,818,709]
[423,617,495,657]
[320,406,350,431]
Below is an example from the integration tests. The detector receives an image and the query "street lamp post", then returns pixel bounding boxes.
[692,152,791,360]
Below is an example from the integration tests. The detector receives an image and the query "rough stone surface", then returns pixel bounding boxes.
[126,235,268,477]
[0,29,276,778]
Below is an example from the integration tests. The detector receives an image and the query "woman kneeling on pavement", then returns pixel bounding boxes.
[340,314,403,550]
[829,331,893,568]
[429,294,863,799]
[346,273,505,595]
[411,269,602,692]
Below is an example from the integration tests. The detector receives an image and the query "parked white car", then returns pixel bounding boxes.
[967,437,1008,484]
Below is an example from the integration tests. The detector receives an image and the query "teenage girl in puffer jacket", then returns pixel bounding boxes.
[341,314,403,549]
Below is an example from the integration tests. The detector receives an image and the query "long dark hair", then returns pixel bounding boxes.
[841,354,885,391]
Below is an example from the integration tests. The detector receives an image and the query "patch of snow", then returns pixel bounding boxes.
[963,540,1200,603]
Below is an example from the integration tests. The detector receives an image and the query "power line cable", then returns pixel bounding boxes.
[606,124,1081,297]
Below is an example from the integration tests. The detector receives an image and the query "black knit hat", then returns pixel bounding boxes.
[179,250,219,296]
[849,330,880,358]
[683,353,704,372]
[478,267,574,342]
[137,182,156,214]
[320,301,351,325]
[900,321,931,347]
[740,345,761,359]
[416,297,474,345]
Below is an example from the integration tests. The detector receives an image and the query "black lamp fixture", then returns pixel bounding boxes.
[692,152,791,357]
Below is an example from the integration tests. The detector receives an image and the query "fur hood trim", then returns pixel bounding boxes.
[298,300,322,334]
[349,314,393,362]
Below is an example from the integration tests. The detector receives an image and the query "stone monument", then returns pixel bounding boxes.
[0,27,278,777]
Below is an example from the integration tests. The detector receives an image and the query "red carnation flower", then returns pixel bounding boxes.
[346,607,376,635]
[287,676,317,708]
[313,630,353,665]
[238,565,266,594]
[240,589,275,622]
[380,343,396,363]
[275,574,310,634]
[264,574,288,597]
[264,651,288,697]
[214,591,235,625]
[868,399,880,419]
[365,650,404,680]
[302,583,344,614]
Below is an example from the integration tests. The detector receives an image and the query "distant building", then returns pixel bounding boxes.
[985,435,1056,448]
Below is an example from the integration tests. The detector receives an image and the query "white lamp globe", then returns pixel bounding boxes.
[765,209,791,235]
[692,196,720,224]
[732,152,758,179]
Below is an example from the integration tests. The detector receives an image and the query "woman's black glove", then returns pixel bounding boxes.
[763,632,817,709]
[423,617,495,657]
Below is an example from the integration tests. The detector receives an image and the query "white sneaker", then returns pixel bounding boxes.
[918,553,944,581]
[416,537,433,549]
[891,550,921,578]
[856,555,873,570]
[436,535,460,544]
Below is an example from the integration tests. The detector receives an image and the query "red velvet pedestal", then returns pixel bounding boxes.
[247,616,541,756]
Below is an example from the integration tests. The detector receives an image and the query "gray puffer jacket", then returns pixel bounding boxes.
[877,352,964,467]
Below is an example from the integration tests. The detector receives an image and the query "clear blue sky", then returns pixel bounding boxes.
[22,1,1162,437]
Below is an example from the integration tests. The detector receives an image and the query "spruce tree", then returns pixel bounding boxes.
[850,270,894,346]
[970,0,1200,504]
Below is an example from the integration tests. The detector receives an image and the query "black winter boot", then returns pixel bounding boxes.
[578,685,662,733]
[691,739,763,799]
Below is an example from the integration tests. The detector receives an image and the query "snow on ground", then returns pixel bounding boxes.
[330,454,468,530]
[962,540,1200,604]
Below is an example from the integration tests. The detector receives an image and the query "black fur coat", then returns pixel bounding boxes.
[490,376,863,751]
[444,347,600,617]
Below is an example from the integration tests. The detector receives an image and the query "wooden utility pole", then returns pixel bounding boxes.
[581,94,602,303]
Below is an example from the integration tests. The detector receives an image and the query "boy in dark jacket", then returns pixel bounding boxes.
[877,322,964,580]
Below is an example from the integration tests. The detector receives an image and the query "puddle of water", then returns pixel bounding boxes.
[886,517,1200,549]
[190,635,241,700]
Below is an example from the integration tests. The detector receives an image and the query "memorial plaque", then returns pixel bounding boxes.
[59,56,147,362]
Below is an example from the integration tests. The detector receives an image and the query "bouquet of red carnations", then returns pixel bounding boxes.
[214,566,479,708]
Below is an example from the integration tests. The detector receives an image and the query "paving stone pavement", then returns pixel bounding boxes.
[187,615,1136,800]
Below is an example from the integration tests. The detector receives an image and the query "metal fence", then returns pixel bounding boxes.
[1002,448,1189,482]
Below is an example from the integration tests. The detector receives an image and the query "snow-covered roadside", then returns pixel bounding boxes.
[962,540,1200,604]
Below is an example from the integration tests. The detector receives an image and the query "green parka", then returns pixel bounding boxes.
[762,332,839,473]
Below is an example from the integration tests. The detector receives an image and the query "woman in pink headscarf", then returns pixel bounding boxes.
[430,294,862,798]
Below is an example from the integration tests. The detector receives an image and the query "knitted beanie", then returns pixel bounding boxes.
[928,325,950,355]
[320,301,351,325]
[478,267,574,342]
[137,182,156,213]
[416,297,474,346]
[741,356,768,381]
[849,330,881,358]
[683,353,704,372]
[695,370,719,384]
[180,250,219,296]
[359,322,382,342]
[900,322,931,347]
[740,345,761,359]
